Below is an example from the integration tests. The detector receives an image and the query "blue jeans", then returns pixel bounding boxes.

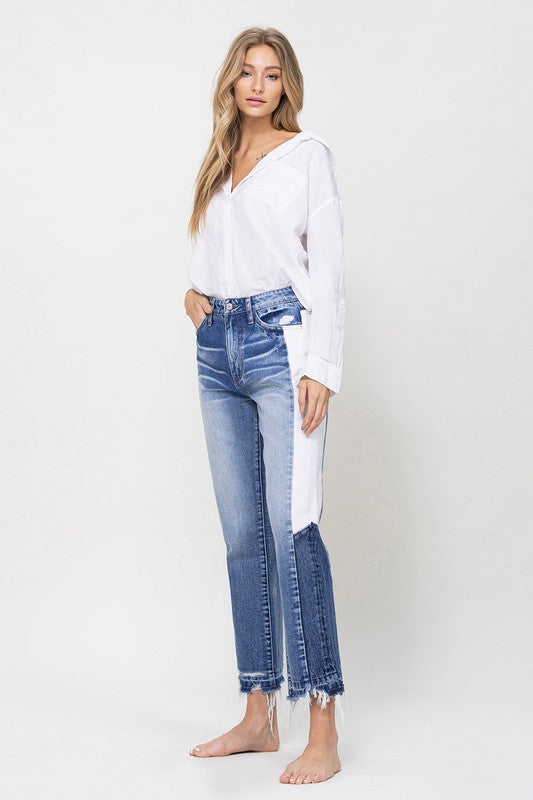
[196,286,345,725]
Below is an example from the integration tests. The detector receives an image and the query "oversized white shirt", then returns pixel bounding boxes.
[188,130,345,396]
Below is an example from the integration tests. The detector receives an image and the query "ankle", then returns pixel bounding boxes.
[308,722,338,742]
[244,704,277,725]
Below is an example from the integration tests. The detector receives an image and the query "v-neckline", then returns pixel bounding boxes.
[226,130,307,196]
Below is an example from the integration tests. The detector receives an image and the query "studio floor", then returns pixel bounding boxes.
[0,677,528,800]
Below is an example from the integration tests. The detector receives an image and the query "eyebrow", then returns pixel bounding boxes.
[243,63,282,70]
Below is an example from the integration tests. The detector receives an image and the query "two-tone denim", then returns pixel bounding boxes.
[195,285,345,733]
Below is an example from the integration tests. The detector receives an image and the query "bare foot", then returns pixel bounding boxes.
[279,694,341,784]
[189,691,280,757]
[279,734,341,784]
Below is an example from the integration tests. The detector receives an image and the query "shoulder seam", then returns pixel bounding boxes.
[301,131,332,150]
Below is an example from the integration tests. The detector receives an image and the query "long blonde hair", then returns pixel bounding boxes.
[187,27,304,242]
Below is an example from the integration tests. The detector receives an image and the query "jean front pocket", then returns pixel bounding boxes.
[195,314,210,337]
[254,301,304,332]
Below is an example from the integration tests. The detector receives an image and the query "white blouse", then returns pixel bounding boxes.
[188,130,345,396]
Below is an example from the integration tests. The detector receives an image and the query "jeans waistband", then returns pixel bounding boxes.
[208,286,301,315]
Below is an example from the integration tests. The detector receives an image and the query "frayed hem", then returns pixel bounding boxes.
[235,684,282,738]
[285,688,345,732]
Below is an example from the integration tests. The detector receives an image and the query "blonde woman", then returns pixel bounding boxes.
[185,27,346,785]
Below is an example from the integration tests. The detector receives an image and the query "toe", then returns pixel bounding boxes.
[303,775,311,784]
[281,762,295,783]
[295,774,305,784]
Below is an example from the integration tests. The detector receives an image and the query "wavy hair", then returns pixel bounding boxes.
[187,27,304,241]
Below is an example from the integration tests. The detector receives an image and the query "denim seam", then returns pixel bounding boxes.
[254,412,276,682]
[221,317,249,395]
[278,328,311,687]
[288,675,344,691]
[294,522,337,676]
[288,535,311,684]
[310,524,335,672]
[209,287,299,316]
[239,672,285,689]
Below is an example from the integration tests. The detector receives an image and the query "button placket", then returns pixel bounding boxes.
[223,195,234,297]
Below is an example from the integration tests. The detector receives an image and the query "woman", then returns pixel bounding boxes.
[185,27,346,785]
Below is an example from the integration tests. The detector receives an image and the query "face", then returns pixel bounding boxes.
[233,45,284,119]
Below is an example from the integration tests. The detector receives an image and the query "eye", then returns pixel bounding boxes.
[241,70,251,76]
[267,74,280,80]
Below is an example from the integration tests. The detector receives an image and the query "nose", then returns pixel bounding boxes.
[252,77,264,94]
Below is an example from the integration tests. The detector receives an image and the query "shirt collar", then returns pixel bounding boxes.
[222,130,328,197]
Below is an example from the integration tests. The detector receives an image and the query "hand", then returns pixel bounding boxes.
[185,288,213,330]
[298,375,330,436]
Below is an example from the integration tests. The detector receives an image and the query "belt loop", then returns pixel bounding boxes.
[207,296,214,325]
[245,296,253,324]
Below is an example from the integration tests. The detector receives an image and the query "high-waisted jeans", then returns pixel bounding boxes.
[195,285,345,731]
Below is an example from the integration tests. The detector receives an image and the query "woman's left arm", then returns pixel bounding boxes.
[300,141,346,402]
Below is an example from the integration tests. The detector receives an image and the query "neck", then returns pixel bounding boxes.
[238,117,277,148]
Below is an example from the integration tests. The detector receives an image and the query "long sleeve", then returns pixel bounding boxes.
[187,224,211,295]
[303,143,346,397]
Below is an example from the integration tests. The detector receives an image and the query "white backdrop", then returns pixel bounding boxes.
[1,2,531,798]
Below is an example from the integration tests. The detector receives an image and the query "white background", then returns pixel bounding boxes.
[1,1,531,798]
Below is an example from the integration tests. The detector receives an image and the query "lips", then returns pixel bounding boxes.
[246,97,266,103]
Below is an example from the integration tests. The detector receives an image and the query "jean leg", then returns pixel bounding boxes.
[247,308,345,713]
[196,317,285,707]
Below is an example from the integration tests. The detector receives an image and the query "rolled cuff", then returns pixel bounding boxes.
[302,353,343,397]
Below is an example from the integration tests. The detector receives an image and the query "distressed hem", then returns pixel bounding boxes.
[237,673,285,737]
[285,680,345,730]
[239,672,285,694]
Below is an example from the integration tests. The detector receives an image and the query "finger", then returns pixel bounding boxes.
[184,289,197,311]
[301,395,318,431]
[298,380,308,416]
[303,396,328,436]
[304,407,322,436]
[194,311,208,329]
